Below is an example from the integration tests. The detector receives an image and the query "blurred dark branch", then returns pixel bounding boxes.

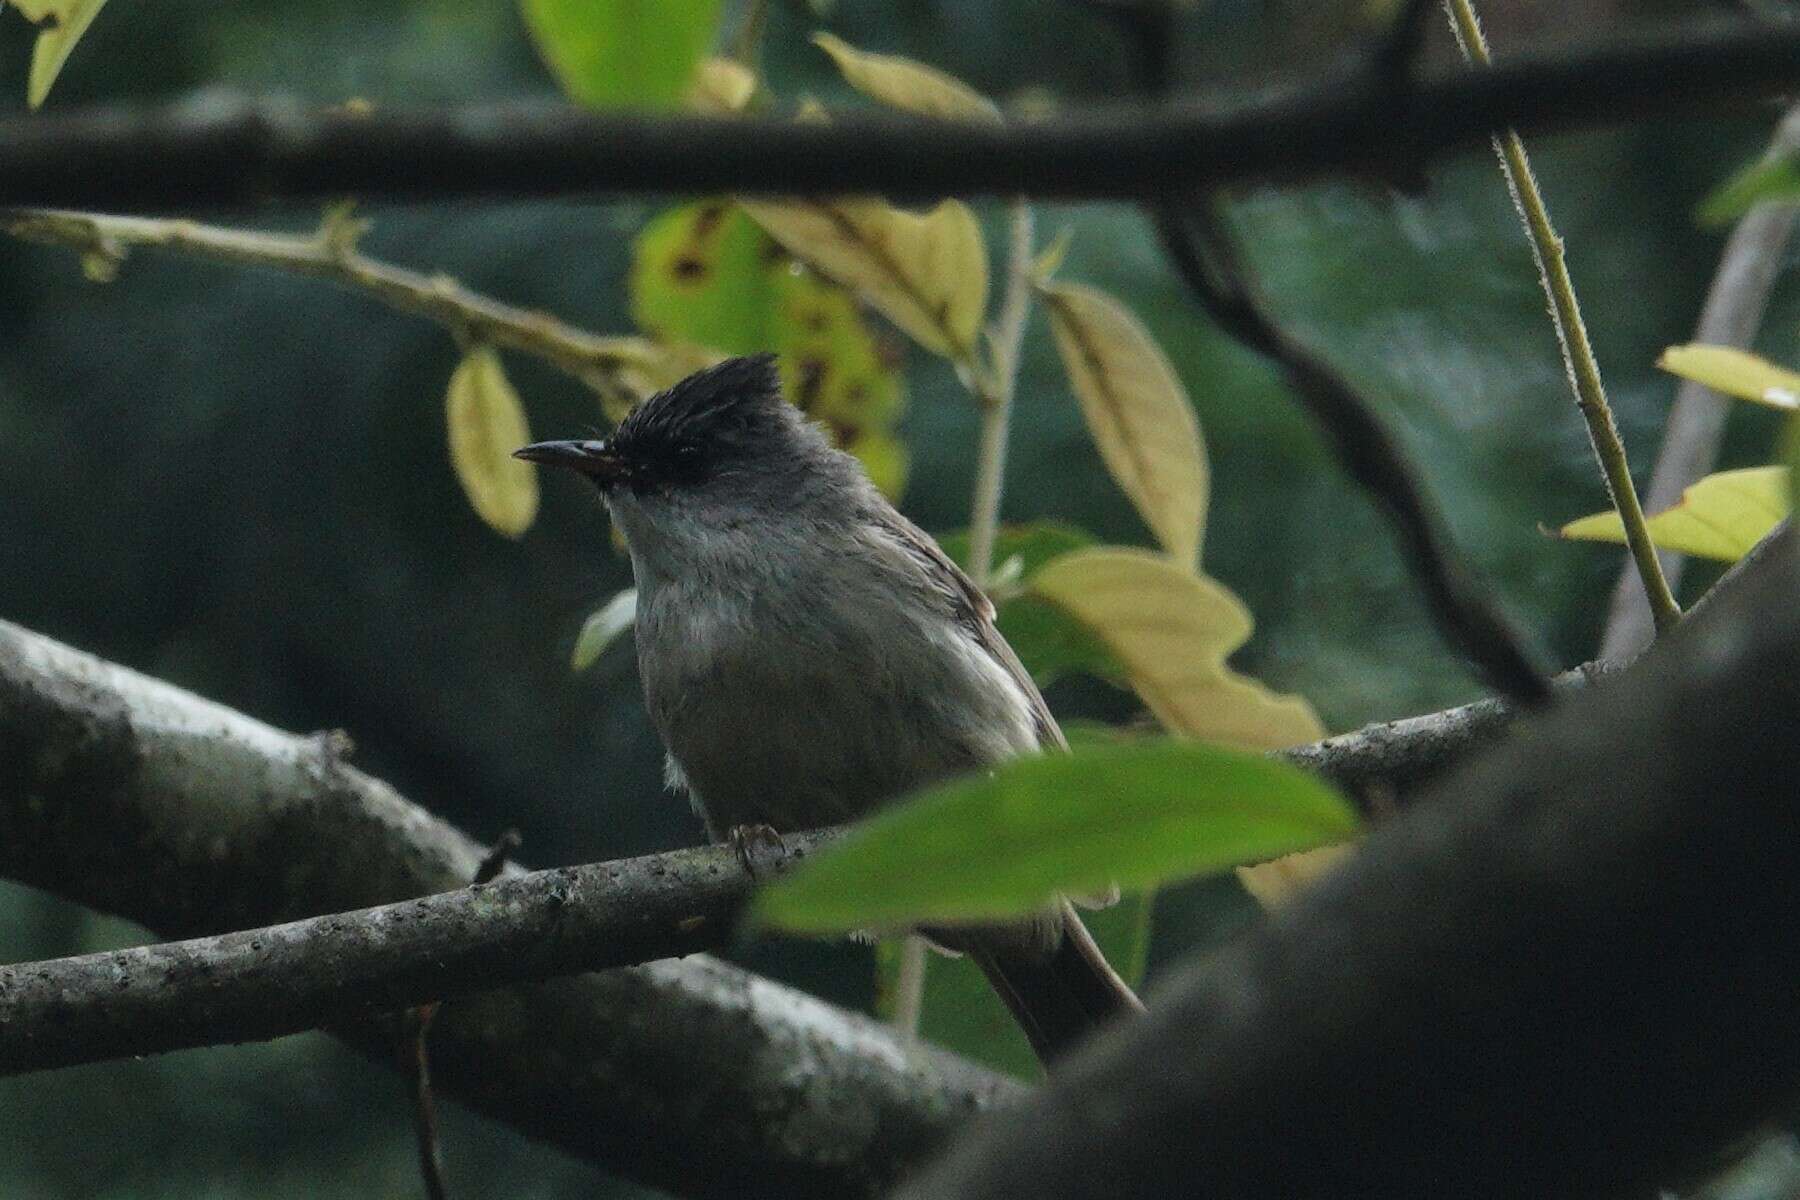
[0,619,1015,1200]
[1599,103,1800,661]
[4,21,1800,208]
[901,527,1800,1200]
[1153,201,1552,705]
[0,826,838,1076]
[3,208,658,401]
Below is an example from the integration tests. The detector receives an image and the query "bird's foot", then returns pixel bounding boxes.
[728,823,787,880]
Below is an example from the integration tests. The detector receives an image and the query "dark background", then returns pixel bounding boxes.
[1,0,1794,1195]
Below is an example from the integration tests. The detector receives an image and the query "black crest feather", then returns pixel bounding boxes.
[615,353,782,448]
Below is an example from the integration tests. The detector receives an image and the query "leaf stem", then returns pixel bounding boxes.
[1443,0,1681,634]
[966,198,1037,587]
[4,207,660,402]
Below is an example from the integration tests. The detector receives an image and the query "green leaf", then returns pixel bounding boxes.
[571,589,638,671]
[520,0,723,109]
[1658,343,1800,410]
[755,740,1358,932]
[1558,466,1789,563]
[10,0,109,108]
[937,523,1124,687]
[1031,548,1324,749]
[873,891,1153,1079]
[1698,149,1800,227]
[445,348,538,538]
[628,200,909,495]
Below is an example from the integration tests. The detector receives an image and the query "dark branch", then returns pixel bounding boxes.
[902,527,1800,1200]
[3,20,1800,209]
[1153,200,1552,705]
[0,830,835,1076]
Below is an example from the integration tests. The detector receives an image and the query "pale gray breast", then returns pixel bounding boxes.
[633,526,1041,838]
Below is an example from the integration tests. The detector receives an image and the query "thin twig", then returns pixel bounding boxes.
[731,0,772,66]
[1599,104,1800,660]
[1443,0,1681,634]
[1152,202,1551,705]
[965,199,1037,587]
[2,208,660,401]
[8,24,1800,208]
[403,1004,449,1200]
[891,937,929,1036]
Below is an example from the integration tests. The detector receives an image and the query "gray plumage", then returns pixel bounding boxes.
[517,354,1140,1062]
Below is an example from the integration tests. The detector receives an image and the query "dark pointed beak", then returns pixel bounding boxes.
[513,439,626,485]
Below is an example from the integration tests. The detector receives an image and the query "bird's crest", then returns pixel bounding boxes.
[614,353,782,450]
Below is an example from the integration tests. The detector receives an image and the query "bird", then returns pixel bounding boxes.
[516,352,1142,1063]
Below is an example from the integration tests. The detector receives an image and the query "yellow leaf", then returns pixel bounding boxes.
[1558,465,1789,562]
[739,197,987,360]
[1236,843,1354,908]
[571,589,638,671]
[1041,283,1208,568]
[1031,548,1323,750]
[685,56,756,114]
[810,32,1000,123]
[1657,343,1800,411]
[16,0,108,108]
[446,348,539,538]
[1030,227,1073,286]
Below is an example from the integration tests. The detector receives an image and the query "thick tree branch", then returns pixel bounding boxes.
[4,22,1800,208]
[900,527,1800,1200]
[0,619,1015,1200]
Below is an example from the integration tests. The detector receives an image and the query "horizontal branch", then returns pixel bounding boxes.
[3,208,657,397]
[0,619,1014,1200]
[4,21,1800,208]
[0,831,833,1076]
[903,531,1800,1197]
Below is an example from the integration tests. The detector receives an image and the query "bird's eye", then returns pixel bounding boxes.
[675,442,701,459]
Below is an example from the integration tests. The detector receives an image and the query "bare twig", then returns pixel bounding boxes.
[965,199,1037,587]
[1153,202,1552,705]
[1599,104,1800,660]
[6,24,1800,208]
[402,1004,449,1200]
[1443,0,1681,633]
[2,209,660,400]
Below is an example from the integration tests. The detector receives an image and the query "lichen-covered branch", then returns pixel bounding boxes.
[3,208,660,399]
[0,619,1015,1200]
[4,22,1800,208]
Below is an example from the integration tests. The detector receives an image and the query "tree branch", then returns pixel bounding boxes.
[901,525,1800,1199]
[0,619,1016,1200]
[1599,103,1800,661]
[4,22,1800,208]
[3,208,660,399]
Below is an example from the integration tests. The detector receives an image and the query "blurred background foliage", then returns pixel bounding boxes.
[2,0,1798,1196]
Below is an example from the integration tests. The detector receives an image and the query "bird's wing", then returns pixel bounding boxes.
[869,505,1068,752]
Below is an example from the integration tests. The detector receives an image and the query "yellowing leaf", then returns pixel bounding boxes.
[1236,843,1354,908]
[739,197,987,360]
[685,56,756,113]
[1658,344,1800,411]
[446,348,538,538]
[1558,465,1789,563]
[810,32,1000,123]
[520,0,723,110]
[571,589,638,671]
[1041,283,1208,568]
[13,0,109,108]
[1031,548,1323,750]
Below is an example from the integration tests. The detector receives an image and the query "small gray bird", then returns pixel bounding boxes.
[517,353,1141,1062]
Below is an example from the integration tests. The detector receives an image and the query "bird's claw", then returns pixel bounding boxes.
[729,823,787,880]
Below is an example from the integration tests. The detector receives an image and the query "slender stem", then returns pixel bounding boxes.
[731,0,771,66]
[1443,0,1682,634]
[965,198,1037,587]
[3,208,659,400]
[891,937,929,1035]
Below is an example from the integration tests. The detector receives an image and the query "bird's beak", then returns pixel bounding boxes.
[513,439,626,485]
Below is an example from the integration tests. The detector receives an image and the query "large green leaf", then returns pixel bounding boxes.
[755,740,1357,933]
[873,891,1153,1080]
[520,0,723,109]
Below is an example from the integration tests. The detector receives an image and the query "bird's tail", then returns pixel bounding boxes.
[966,899,1145,1066]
